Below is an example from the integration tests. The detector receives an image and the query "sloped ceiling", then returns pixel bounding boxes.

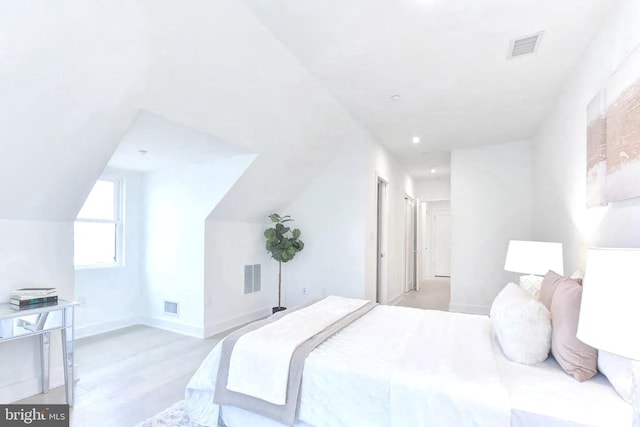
[108,110,251,172]
[0,0,373,222]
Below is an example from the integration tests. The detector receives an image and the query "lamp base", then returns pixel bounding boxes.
[518,274,544,297]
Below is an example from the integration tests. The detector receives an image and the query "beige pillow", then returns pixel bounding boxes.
[550,280,598,381]
[538,270,565,310]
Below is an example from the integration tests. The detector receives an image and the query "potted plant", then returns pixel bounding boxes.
[264,213,304,313]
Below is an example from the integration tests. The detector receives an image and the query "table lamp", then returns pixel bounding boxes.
[577,248,640,427]
[504,240,564,295]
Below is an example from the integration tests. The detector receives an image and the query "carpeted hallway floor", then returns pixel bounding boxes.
[395,276,450,311]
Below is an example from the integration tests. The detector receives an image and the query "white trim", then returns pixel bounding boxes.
[388,293,404,306]
[74,175,125,268]
[138,316,204,338]
[75,316,140,339]
[203,306,272,338]
[448,303,489,315]
[0,367,65,404]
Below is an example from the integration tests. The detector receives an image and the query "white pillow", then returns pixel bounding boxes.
[490,283,552,365]
[598,350,633,403]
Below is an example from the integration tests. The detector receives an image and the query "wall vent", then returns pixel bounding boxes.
[508,32,543,58]
[244,264,261,294]
[164,300,179,316]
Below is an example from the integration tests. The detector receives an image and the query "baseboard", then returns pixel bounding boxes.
[75,316,140,339]
[448,303,490,315]
[388,293,404,306]
[138,316,204,338]
[0,367,64,404]
[203,306,272,338]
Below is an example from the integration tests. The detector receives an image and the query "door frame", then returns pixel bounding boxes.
[375,175,389,304]
[432,208,451,277]
[403,194,417,292]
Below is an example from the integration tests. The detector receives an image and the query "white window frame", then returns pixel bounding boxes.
[74,175,125,269]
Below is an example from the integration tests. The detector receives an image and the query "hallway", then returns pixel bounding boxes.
[395,277,450,311]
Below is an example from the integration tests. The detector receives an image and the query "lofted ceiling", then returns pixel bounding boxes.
[240,0,616,178]
[108,110,252,172]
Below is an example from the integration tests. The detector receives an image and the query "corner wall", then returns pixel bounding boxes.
[282,138,369,308]
[0,220,74,402]
[450,140,532,314]
[74,168,145,338]
[532,0,640,269]
[143,155,255,337]
[366,142,416,304]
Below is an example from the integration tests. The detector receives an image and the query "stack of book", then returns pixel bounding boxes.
[10,288,58,310]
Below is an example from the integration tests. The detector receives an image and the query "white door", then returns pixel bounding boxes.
[404,196,416,292]
[433,209,451,277]
[376,178,388,303]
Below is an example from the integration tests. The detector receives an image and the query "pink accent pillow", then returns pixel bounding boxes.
[538,270,565,310]
[550,280,598,381]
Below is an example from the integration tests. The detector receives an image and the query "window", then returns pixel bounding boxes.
[74,177,123,267]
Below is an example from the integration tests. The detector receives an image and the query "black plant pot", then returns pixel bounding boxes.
[272,306,287,314]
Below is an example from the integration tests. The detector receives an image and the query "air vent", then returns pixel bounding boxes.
[164,300,179,316]
[244,264,261,294]
[509,32,543,58]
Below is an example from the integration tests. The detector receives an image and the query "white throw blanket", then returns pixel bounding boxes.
[390,310,511,427]
[226,296,369,405]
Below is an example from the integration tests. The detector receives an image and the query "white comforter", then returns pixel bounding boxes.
[226,296,369,405]
[186,305,510,427]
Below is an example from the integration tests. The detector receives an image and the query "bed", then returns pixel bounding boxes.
[184,297,632,427]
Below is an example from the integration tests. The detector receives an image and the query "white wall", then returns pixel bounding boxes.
[366,142,416,304]
[450,140,532,314]
[532,0,640,270]
[0,220,74,402]
[144,156,254,337]
[74,168,145,338]
[203,221,276,337]
[415,177,451,201]
[283,139,369,308]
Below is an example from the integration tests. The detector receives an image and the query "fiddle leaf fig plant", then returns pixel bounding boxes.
[264,213,304,310]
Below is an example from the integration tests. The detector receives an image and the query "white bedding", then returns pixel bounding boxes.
[226,296,369,405]
[185,305,632,427]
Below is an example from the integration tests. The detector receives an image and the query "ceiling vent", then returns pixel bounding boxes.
[508,32,543,58]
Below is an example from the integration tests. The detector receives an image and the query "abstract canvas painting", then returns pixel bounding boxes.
[586,45,640,207]
[586,90,607,207]
[604,46,640,203]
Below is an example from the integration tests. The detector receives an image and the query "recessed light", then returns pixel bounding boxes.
[412,136,420,144]
[391,95,401,101]
[430,168,436,174]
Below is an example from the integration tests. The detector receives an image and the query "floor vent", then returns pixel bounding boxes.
[509,32,543,58]
[164,300,179,316]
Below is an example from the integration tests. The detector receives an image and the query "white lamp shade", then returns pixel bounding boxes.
[504,240,564,276]
[577,248,640,361]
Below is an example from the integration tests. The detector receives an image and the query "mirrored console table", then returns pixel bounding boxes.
[0,299,78,405]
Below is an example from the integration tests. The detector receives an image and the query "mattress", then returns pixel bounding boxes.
[186,305,632,427]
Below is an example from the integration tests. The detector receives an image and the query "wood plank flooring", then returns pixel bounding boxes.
[16,325,221,427]
[395,277,450,311]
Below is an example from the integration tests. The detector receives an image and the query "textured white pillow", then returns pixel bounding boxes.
[598,350,633,403]
[490,283,552,365]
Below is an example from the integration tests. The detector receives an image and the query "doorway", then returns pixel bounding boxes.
[376,177,388,304]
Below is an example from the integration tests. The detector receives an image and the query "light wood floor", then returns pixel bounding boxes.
[395,276,451,311]
[16,325,221,427]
